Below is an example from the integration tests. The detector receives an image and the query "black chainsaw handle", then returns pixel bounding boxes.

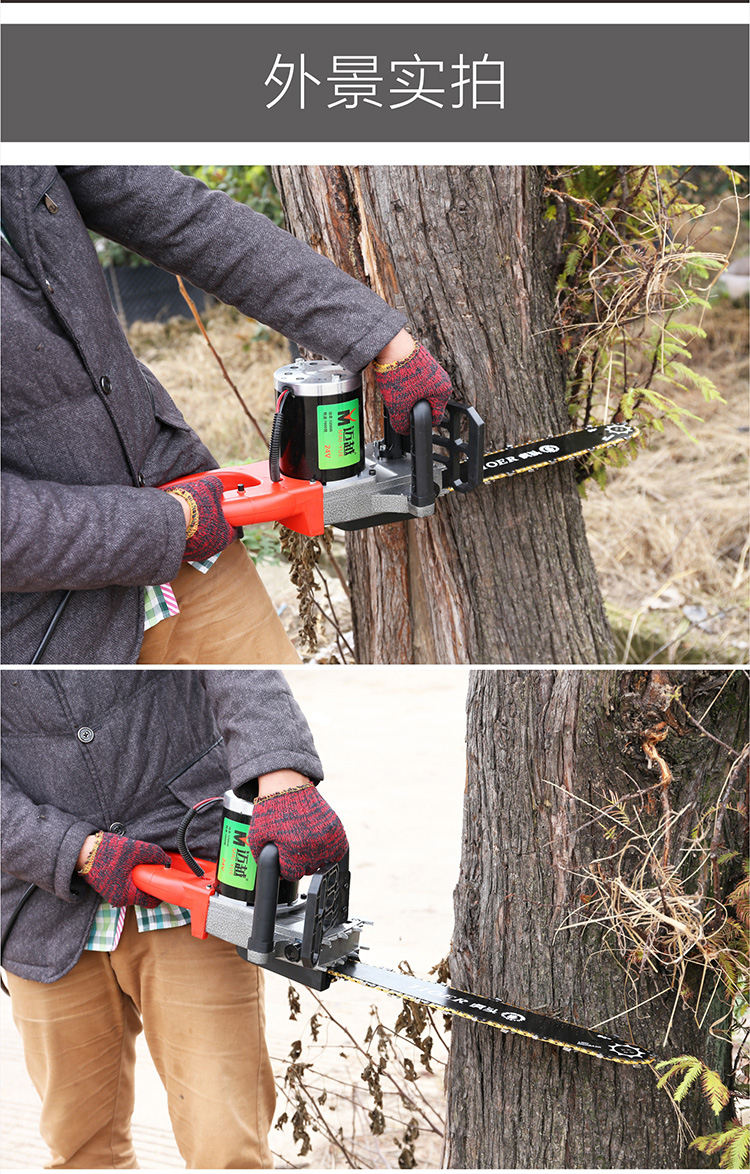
[246,844,281,963]
[388,398,484,506]
[410,399,436,509]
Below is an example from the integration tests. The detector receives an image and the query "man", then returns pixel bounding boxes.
[1,166,453,665]
[1,668,347,1169]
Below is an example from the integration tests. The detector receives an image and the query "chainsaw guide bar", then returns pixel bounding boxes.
[329,960,653,1066]
[476,421,638,486]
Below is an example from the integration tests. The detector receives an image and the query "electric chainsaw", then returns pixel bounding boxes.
[159,359,638,535]
[131,790,653,1068]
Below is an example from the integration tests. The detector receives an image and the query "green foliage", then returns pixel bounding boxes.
[655,1054,705,1103]
[242,525,281,567]
[691,1124,750,1170]
[654,861,750,1165]
[93,165,282,268]
[546,165,746,488]
[654,1054,746,1167]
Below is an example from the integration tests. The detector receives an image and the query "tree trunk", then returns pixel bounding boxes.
[445,669,747,1169]
[272,166,614,665]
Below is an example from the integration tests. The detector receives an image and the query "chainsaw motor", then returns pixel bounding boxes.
[215,787,299,908]
[271,359,365,484]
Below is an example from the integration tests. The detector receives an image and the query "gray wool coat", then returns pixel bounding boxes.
[1,166,406,664]
[0,669,325,982]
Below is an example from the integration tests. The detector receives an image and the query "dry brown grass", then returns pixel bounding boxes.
[582,299,749,664]
[129,308,287,466]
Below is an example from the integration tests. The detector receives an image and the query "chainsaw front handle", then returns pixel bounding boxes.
[245,842,352,968]
[409,399,436,509]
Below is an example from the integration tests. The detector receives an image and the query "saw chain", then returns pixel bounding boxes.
[132,846,653,1068]
[331,960,651,1065]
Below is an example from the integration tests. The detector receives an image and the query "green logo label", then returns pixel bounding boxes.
[317,398,360,470]
[217,816,257,891]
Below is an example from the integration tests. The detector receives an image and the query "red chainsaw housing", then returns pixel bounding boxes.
[159,462,324,537]
[132,852,218,939]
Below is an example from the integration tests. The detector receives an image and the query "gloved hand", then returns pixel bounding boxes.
[374,341,453,435]
[248,783,349,881]
[78,831,171,908]
[164,474,239,562]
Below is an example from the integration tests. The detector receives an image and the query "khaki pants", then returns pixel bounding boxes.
[7,911,276,1169]
[137,538,300,665]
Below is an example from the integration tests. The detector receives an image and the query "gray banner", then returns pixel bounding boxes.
[2,24,748,143]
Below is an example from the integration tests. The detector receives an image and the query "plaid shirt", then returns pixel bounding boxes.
[144,553,220,630]
[86,901,192,950]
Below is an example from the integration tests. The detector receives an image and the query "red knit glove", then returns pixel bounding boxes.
[374,342,453,435]
[165,474,239,561]
[78,832,171,908]
[248,784,349,881]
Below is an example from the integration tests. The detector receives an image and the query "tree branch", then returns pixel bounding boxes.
[176,275,269,446]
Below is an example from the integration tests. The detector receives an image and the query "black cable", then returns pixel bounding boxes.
[268,388,290,483]
[1,884,38,995]
[177,797,223,877]
[30,590,73,664]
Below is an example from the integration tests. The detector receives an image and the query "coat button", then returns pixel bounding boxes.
[76,726,95,743]
[100,375,112,395]
[109,822,126,836]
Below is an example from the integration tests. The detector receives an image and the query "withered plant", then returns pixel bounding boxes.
[554,671,749,1167]
[272,964,451,1169]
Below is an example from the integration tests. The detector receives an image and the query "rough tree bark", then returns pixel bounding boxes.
[272,166,614,665]
[445,669,748,1169]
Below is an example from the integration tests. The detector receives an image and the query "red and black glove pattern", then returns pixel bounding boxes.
[248,784,349,881]
[79,831,171,908]
[165,474,239,562]
[374,341,453,435]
